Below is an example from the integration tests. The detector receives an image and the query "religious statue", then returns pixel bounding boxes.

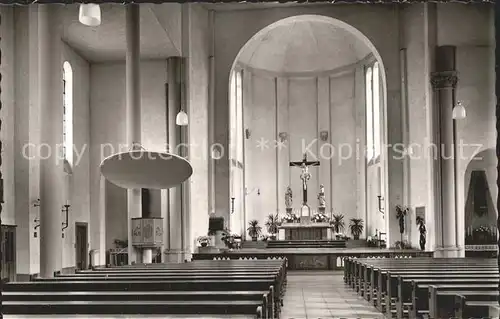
[289,153,320,206]
[300,163,311,191]
[285,186,293,209]
[318,184,326,208]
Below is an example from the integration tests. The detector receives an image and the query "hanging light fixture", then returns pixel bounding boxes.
[176,109,188,126]
[452,101,466,120]
[79,4,101,27]
[176,62,188,126]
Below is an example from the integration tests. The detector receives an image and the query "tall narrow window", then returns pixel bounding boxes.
[365,67,373,162]
[62,61,73,169]
[229,69,244,233]
[372,62,381,159]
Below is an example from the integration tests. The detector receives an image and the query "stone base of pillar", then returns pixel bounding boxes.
[433,246,462,258]
[164,249,184,263]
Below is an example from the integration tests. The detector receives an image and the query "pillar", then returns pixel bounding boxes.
[430,46,460,258]
[165,57,184,263]
[125,4,142,264]
[141,189,152,263]
[39,4,63,277]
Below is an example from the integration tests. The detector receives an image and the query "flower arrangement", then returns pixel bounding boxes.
[197,236,211,247]
[474,226,491,233]
[311,213,329,223]
[282,213,299,223]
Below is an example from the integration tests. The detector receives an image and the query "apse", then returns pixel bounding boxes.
[229,16,386,240]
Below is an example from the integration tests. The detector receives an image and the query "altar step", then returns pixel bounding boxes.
[267,240,346,249]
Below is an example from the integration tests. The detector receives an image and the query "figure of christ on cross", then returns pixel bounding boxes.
[289,153,320,205]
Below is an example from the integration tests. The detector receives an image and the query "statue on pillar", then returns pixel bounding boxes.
[285,186,293,212]
[318,184,326,213]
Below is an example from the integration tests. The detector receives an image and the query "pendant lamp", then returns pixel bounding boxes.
[452,101,466,120]
[176,110,188,126]
[79,4,101,27]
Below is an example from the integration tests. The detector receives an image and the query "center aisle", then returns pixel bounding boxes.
[281,271,387,319]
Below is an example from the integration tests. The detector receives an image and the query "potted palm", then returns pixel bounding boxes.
[396,205,409,243]
[265,213,279,240]
[247,219,262,241]
[415,216,426,250]
[349,218,364,240]
[330,214,345,238]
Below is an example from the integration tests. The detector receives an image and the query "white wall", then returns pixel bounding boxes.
[401,3,495,250]
[89,61,168,251]
[214,5,403,244]
[61,43,91,269]
[242,68,363,237]
[0,6,91,275]
[185,4,210,253]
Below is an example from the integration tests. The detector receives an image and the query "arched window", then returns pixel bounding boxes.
[62,61,73,170]
[372,62,381,159]
[365,67,373,162]
[365,61,381,163]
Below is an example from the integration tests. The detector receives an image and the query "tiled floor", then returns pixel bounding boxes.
[281,271,387,319]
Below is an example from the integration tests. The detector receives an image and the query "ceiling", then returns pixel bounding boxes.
[60,4,180,63]
[236,20,372,74]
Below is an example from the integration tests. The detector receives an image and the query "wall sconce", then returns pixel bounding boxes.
[34,217,40,237]
[377,195,385,218]
[278,132,288,143]
[245,129,251,139]
[320,131,329,142]
[245,187,260,196]
[61,204,70,238]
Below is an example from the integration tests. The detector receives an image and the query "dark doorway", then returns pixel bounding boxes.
[1,224,17,282]
[75,222,88,270]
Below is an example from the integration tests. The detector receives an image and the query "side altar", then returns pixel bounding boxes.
[278,154,333,241]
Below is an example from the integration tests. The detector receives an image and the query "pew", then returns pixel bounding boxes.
[344,257,498,319]
[428,284,498,319]
[3,259,287,318]
[454,295,500,319]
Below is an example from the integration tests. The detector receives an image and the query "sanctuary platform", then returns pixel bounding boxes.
[192,247,432,270]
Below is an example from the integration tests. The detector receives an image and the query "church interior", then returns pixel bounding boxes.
[0,1,498,318]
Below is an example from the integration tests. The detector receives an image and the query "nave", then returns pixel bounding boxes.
[3,256,499,318]
[281,271,385,319]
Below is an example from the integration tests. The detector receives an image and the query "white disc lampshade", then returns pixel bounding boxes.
[100,151,193,189]
[452,101,466,120]
[79,4,101,27]
[176,110,188,126]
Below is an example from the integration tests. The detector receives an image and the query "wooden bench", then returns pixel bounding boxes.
[454,295,500,319]
[4,260,287,318]
[428,284,498,319]
[344,257,498,319]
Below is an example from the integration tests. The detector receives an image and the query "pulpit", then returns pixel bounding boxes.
[131,217,163,263]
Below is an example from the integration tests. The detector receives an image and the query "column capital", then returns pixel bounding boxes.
[430,71,458,90]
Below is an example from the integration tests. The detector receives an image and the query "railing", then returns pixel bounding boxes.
[193,250,433,270]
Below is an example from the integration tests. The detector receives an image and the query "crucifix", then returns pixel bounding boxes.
[290,153,320,205]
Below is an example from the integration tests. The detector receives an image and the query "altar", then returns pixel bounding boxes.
[278,222,333,240]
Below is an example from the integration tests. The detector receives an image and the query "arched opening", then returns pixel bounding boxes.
[229,15,388,242]
[463,148,497,256]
